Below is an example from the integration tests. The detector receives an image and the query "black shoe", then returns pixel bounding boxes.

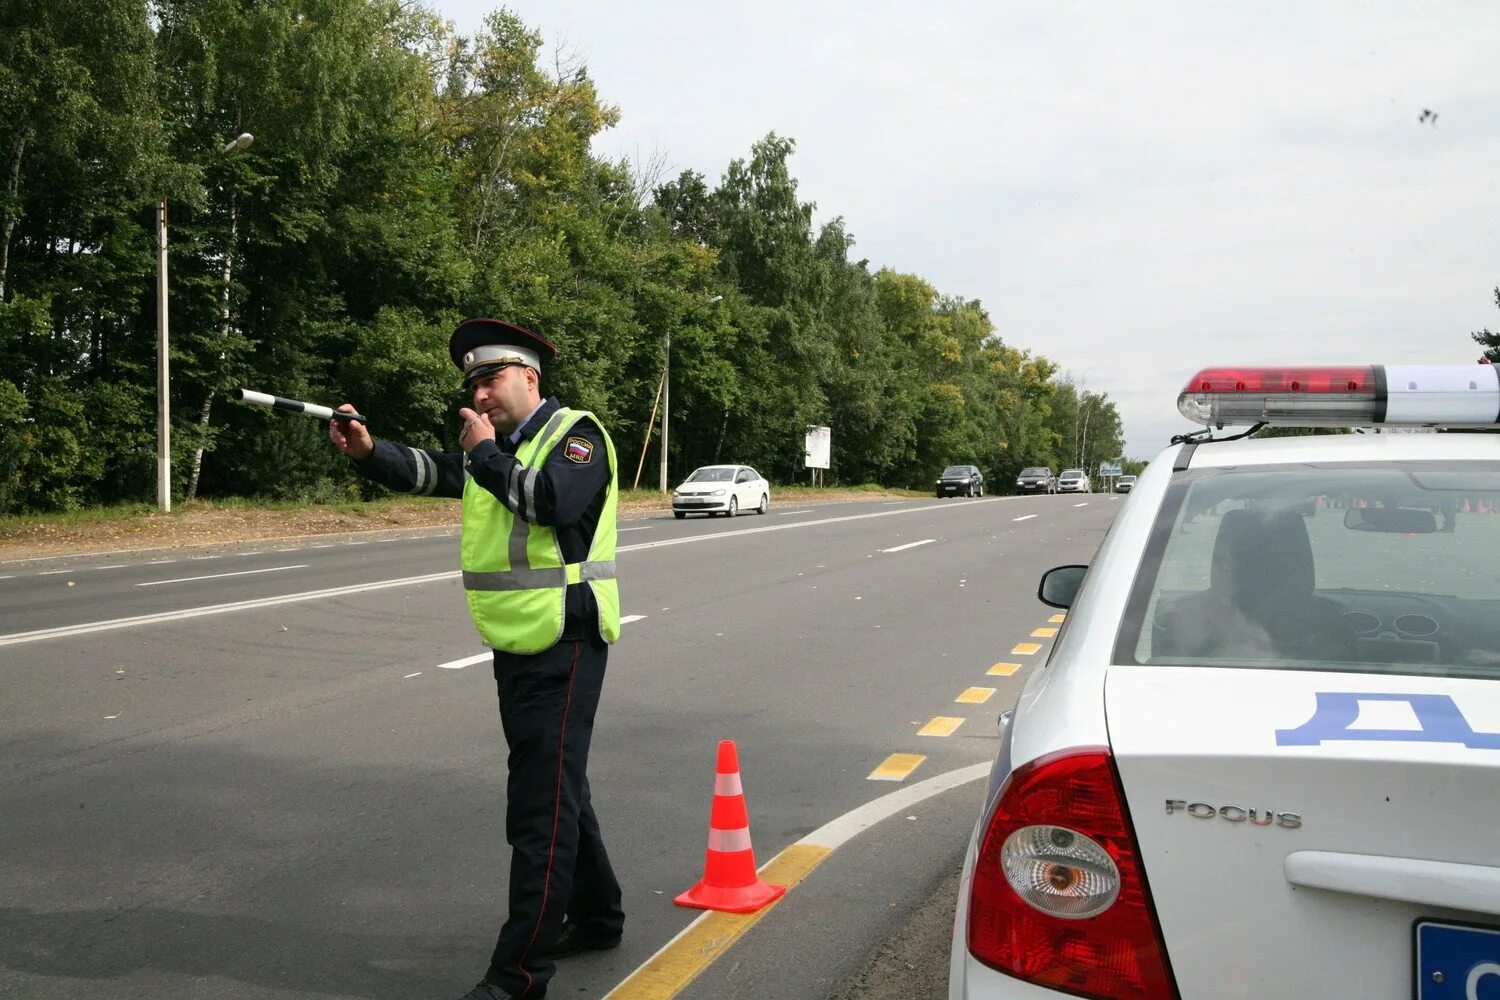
[543,923,623,960]
[457,981,512,1000]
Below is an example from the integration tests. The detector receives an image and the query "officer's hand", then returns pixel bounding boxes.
[328,404,374,461]
[458,407,496,452]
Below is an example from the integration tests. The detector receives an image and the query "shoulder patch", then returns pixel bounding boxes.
[563,436,594,464]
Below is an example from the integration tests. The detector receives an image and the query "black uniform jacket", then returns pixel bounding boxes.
[356,397,612,641]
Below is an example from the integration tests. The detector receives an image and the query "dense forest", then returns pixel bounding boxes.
[0,0,1123,513]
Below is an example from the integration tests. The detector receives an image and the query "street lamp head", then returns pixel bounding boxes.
[223,133,255,155]
[708,295,724,305]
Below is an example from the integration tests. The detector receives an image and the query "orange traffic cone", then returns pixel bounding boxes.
[675,740,786,913]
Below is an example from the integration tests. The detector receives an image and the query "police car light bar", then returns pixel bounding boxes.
[1178,365,1500,428]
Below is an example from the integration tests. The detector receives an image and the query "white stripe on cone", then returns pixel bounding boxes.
[714,773,744,797]
[706,827,754,854]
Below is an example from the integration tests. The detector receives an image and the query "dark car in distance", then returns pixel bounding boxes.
[936,465,984,498]
[1014,466,1057,494]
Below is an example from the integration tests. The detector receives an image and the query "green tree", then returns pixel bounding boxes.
[1472,286,1499,363]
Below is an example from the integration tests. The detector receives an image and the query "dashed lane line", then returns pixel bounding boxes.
[602,762,990,1000]
[880,539,935,554]
[1048,613,1066,623]
[987,662,1022,676]
[1073,502,1089,507]
[867,753,926,782]
[438,653,489,670]
[1012,514,1037,522]
[775,509,812,516]
[917,716,964,737]
[1031,627,1058,638]
[1011,642,1042,656]
[955,687,996,705]
[431,618,648,672]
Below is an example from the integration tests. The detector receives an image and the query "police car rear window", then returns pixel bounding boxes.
[1115,462,1500,681]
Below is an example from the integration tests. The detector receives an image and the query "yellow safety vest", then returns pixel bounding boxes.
[460,407,620,653]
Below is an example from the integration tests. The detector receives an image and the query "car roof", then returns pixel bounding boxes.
[1176,431,1500,469]
[691,464,743,471]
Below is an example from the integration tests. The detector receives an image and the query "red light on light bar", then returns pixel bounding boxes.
[1185,366,1377,395]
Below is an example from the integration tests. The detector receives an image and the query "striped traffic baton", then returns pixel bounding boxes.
[235,389,367,424]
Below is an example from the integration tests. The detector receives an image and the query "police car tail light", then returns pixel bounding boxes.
[968,748,1176,1000]
[1178,364,1500,427]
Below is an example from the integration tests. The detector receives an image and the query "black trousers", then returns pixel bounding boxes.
[485,635,624,999]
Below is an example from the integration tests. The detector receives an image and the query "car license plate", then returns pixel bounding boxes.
[1415,920,1500,999]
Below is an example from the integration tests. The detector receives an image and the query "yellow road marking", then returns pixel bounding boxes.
[1049,613,1066,623]
[1011,642,1042,655]
[1031,627,1058,638]
[868,753,926,781]
[955,687,995,704]
[918,716,965,736]
[603,843,831,999]
[988,662,1022,676]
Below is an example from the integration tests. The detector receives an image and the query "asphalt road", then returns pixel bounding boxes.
[0,492,1121,999]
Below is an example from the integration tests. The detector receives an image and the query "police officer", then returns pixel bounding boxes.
[328,318,625,1000]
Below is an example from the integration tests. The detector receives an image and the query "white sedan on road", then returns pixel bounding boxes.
[671,464,770,519]
[1056,469,1091,493]
[951,364,1500,1000]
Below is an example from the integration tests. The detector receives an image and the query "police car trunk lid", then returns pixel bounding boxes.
[1105,665,1500,999]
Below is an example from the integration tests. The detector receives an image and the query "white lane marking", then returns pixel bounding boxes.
[309,544,334,549]
[345,541,371,546]
[621,497,1007,554]
[881,539,935,554]
[1,499,1013,646]
[135,564,309,588]
[189,555,222,561]
[39,570,68,576]
[1073,502,1089,507]
[84,565,131,572]
[1012,514,1037,522]
[438,652,490,670]
[802,761,989,848]
[145,559,174,565]
[234,551,265,557]
[618,526,652,533]
[404,672,422,679]
[603,762,988,999]
[776,509,812,516]
[0,570,453,647]
[882,500,905,505]
[0,575,12,580]
[620,614,647,625]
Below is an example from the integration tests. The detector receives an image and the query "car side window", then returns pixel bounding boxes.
[736,469,751,483]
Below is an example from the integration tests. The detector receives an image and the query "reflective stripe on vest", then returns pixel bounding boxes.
[460,407,620,653]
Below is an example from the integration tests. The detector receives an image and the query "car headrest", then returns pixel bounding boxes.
[1210,507,1316,604]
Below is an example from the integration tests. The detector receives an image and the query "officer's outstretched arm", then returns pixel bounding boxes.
[356,440,466,499]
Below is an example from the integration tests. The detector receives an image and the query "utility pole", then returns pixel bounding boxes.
[156,196,170,512]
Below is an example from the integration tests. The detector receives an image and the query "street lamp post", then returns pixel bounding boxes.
[660,294,722,493]
[155,132,253,513]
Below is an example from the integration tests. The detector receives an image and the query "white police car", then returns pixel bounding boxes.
[951,365,1500,1000]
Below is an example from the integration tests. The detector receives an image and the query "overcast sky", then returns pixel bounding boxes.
[435,0,1499,459]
